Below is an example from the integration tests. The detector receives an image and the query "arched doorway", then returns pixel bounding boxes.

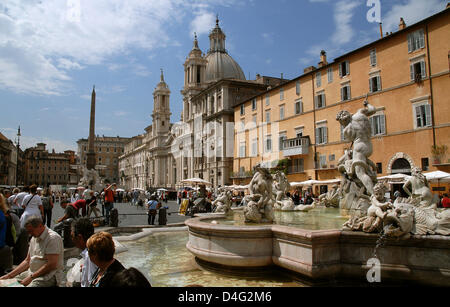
[391,158,412,197]
[391,158,412,175]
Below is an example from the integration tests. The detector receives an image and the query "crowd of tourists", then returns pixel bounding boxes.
[0,184,152,287]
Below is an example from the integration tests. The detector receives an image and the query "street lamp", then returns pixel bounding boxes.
[15,125,21,187]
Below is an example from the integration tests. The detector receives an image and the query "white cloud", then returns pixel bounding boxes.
[190,11,216,37]
[332,0,361,45]
[1,128,77,152]
[382,0,446,33]
[0,0,238,96]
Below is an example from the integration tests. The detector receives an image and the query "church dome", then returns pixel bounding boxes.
[204,17,246,83]
[205,52,246,82]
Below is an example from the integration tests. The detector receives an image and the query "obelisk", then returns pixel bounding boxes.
[86,85,96,170]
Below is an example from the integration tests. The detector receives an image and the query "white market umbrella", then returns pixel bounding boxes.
[180,178,212,186]
[116,188,125,192]
[424,171,450,183]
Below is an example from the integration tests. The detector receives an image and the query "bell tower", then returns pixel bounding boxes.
[181,33,207,122]
[152,69,171,137]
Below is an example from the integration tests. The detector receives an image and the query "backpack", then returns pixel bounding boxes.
[41,196,51,210]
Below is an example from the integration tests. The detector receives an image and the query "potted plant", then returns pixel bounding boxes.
[431,144,448,165]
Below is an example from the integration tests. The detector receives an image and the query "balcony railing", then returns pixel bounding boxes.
[282,137,310,157]
[287,165,304,174]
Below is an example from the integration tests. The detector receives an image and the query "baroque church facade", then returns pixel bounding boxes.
[119,18,284,190]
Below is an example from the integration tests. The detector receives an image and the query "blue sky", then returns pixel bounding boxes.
[0,0,447,153]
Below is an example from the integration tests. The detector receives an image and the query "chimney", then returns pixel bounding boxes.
[379,23,383,38]
[318,50,327,67]
[399,17,406,30]
[304,66,316,74]
[447,2,450,9]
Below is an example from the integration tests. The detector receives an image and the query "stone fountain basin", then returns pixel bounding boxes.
[185,214,450,286]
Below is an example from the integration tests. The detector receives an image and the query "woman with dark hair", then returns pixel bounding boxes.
[110,267,151,287]
[87,231,125,287]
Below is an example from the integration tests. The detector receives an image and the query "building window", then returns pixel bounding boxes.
[295,99,303,115]
[421,158,429,171]
[252,99,257,111]
[239,141,246,158]
[376,163,383,174]
[252,115,257,126]
[265,111,271,123]
[341,84,351,101]
[279,134,287,150]
[316,72,322,87]
[318,155,327,168]
[327,67,333,83]
[413,102,432,129]
[407,29,425,53]
[315,93,326,109]
[316,126,328,145]
[370,49,377,66]
[370,114,386,136]
[289,158,304,173]
[265,94,270,106]
[240,104,245,116]
[265,136,272,153]
[280,88,284,101]
[339,60,350,77]
[296,81,301,95]
[251,138,258,157]
[410,60,426,82]
[369,75,382,92]
[279,105,285,120]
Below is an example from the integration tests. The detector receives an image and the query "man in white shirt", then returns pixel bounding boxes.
[0,216,64,287]
[70,217,97,287]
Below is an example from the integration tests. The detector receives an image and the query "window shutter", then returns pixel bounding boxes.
[322,93,326,107]
[420,61,426,78]
[339,63,342,77]
[315,128,320,144]
[415,105,422,128]
[300,101,303,114]
[425,104,432,127]
[407,34,412,53]
[346,61,350,75]
[377,76,382,91]
[341,87,344,101]
[380,114,386,134]
[410,64,415,80]
[370,117,375,136]
[314,96,318,109]
[324,128,328,144]
[348,86,351,99]
[369,78,373,93]
[419,29,425,49]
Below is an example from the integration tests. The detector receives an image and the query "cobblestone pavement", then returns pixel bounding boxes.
[50,199,190,228]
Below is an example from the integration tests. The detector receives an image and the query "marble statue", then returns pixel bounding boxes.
[402,167,435,209]
[336,99,378,196]
[318,184,341,208]
[243,194,263,223]
[213,187,232,215]
[343,186,450,238]
[383,197,450,238]
[294,201,316,212]
[272,171,295,211]
[244,164,275,223]
[336,99,378,214]
[78,165,103,191]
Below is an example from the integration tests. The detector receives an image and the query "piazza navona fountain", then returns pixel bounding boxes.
[185,100,450,286]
